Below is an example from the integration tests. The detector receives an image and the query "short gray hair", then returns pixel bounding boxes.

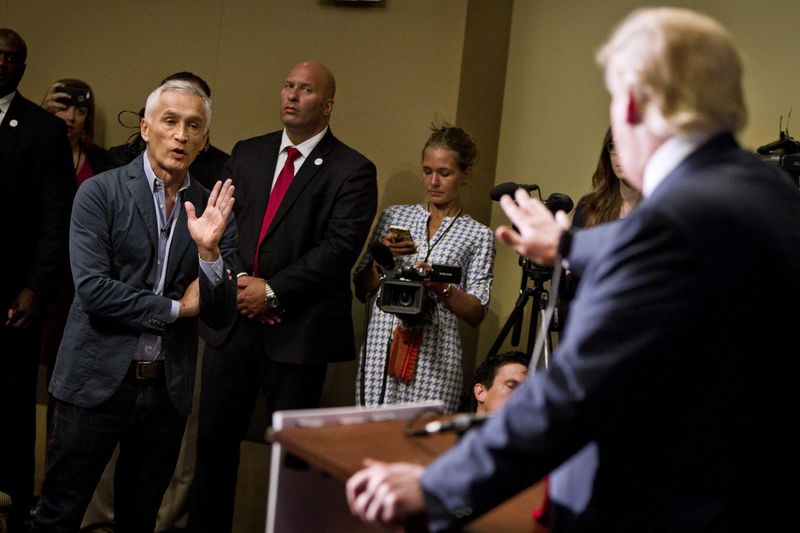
[596,7,747,136]
[144,79,212,131]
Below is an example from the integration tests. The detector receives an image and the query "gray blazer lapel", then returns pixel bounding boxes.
[165,183,200,285]
[127,161,158,250]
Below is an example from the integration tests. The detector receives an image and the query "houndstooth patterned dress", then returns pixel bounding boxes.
[355,204,495,412]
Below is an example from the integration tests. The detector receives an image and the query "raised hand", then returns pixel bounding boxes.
[495,188,570,266]
[41,83,70,113]
[186,179,235,261]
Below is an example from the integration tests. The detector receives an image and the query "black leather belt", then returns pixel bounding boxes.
[128,361,164,380]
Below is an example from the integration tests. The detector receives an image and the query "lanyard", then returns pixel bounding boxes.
[422,204,462,264]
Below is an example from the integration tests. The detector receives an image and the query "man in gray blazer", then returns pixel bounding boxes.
[347,8,800,532]
[33,79,237,533]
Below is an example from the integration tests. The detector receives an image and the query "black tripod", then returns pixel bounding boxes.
[487,256,556,369]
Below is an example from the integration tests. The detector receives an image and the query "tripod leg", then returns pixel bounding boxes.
[488,289,531,357]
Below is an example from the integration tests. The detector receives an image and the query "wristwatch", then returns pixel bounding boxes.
[264,281,282,310]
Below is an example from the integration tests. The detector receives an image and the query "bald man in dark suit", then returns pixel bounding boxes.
[191,60,377,532]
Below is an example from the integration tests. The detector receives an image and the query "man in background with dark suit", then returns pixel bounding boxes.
[33,79,237,533]
[107,71,229,191]
[347,8,800,532]
[0,28,74,532]
[191,60,377,532]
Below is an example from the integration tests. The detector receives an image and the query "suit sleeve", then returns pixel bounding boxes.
[26,120,75,298]
[269,157,378,306]
[69,178,174,333]
[566,221,619,276]
[420,206,702,530]
[198,210,238,329]
[353,207,394,277]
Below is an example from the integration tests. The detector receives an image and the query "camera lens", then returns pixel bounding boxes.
[396,290,413,307]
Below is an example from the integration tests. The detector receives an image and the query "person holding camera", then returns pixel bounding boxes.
[354,124,495,412]
[41,79,112,187]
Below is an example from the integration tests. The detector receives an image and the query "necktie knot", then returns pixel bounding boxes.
[285,146,301,164]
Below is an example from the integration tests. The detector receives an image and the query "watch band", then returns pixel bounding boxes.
[264,281,282,310]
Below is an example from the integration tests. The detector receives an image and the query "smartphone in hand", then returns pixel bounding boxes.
[388,225,413,242]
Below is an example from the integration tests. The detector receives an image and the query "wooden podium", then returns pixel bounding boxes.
[267,404,544,533]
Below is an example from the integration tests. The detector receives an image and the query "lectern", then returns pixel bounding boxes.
[266,403,544,533]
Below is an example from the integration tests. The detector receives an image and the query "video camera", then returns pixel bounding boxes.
[369,243,461,318]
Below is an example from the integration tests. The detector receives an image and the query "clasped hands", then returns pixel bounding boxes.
[236,275,282,325]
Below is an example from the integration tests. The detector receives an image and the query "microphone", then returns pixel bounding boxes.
[369,242,395,270]
[489,182,539,201]
[543,193,574,214]
[410,412,492,437]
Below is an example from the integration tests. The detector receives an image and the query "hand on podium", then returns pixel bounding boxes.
[346,458,426,529]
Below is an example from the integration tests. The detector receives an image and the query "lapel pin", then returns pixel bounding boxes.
[9,119,18,127]
[314,158,323,166]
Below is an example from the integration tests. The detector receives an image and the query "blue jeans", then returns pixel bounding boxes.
[34,372,186,533]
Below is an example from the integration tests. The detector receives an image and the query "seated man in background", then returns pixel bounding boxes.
[471,351,529,415]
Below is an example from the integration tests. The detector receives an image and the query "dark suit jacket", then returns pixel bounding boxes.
[422,134,800,532]
[0,92,74,307]
[49,154,238,416]
[204,129,377,365]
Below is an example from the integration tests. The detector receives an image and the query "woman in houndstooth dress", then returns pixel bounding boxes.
[354,125,495,412]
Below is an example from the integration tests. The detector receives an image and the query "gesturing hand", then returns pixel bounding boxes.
[495,188,571,266]
[186,179,235,262]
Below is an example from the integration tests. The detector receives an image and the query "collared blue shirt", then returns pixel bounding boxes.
[134,151,224,362]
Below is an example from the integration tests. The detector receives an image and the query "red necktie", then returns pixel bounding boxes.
[253,146,301,276]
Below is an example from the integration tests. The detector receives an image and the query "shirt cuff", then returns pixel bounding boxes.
[199,254,225,287]
[168,300,180,323]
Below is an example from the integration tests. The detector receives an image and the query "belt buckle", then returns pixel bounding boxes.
[135,361,159,380]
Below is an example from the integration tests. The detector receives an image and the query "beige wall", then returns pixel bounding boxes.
[481,0,800,361]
